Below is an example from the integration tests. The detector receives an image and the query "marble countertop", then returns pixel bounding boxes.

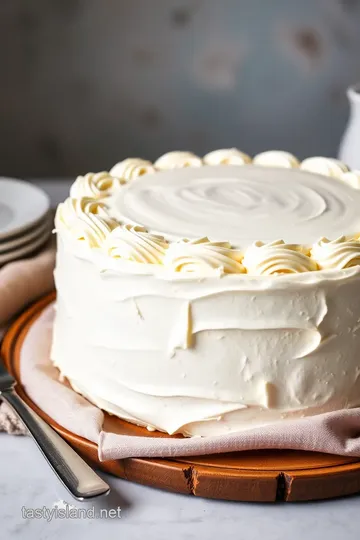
[1,179,360,540]
[2,434,360,540]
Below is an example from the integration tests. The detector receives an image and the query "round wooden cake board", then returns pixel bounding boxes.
[2,293,360,502]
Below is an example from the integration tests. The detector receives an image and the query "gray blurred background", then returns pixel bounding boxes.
[1,0,360,178]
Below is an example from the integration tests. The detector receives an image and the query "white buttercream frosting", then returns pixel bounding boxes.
[111,165,360,250]
[203,148,251,166]
[106,224,169,264]
[163,237,245,275]
[51,149,360,437]
[52,237,360,436]
[70,172,123,199]
[110,158,155,181]
[300,157,349,178]
[154,151,203,170]
[311,236,360,270]
[242,240,317,275]
[55,198,118,248]
[253,151,299,168]
[341,170,360,189]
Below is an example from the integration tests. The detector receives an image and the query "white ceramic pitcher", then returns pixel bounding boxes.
[339,84,360,169]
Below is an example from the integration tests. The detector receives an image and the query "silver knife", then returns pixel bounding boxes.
[0,356,110,500]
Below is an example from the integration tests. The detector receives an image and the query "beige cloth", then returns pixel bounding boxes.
[0,246,55,328]
[0,247,55,435]
[18,303,360,461]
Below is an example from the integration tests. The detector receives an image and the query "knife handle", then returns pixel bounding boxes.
[1,388,110,500]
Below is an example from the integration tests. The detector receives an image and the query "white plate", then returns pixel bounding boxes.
[0,214,53,254]
[0,178,50,240]
[0,228,51,266]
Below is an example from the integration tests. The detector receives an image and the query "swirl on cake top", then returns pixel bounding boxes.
[311,236,360,270]
[106,224,169,264]
[242,240,317,275]
[300,157,349,178]
[203,148,251,166]
[154,151,203,170]
[163,237,245,275]
[110,158,156,181]
[70,172,124,199]
[55,198,118,248]
[55,149,360,276]
[253,151,300,168]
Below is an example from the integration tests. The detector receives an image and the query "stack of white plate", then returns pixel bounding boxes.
[0,178,52,266]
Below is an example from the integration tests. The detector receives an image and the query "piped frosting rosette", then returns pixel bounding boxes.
[154,151,203,170]
[311,236,360,270]
[203,148,251,166]
[106,224,169,264]
[55,198,118,248]
[253,151,299,168]
[163,237,245,276]
[58,148,360,276]
[300,157,349,178]
[110,158,156,181]
[341,170,360,189]
[70,172,123,199]
[242,240,318,275]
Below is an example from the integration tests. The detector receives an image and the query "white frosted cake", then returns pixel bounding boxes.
[52,149,360,437]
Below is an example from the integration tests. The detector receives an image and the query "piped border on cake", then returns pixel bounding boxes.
[54,149,360,277]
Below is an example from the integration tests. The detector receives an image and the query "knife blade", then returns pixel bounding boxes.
[0,355,110,500]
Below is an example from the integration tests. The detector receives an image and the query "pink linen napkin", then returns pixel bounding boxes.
[0,246,55,329]
[0,246,55,435]
[18,303,360,461]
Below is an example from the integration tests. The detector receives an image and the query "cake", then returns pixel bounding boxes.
[52,149,360,437]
